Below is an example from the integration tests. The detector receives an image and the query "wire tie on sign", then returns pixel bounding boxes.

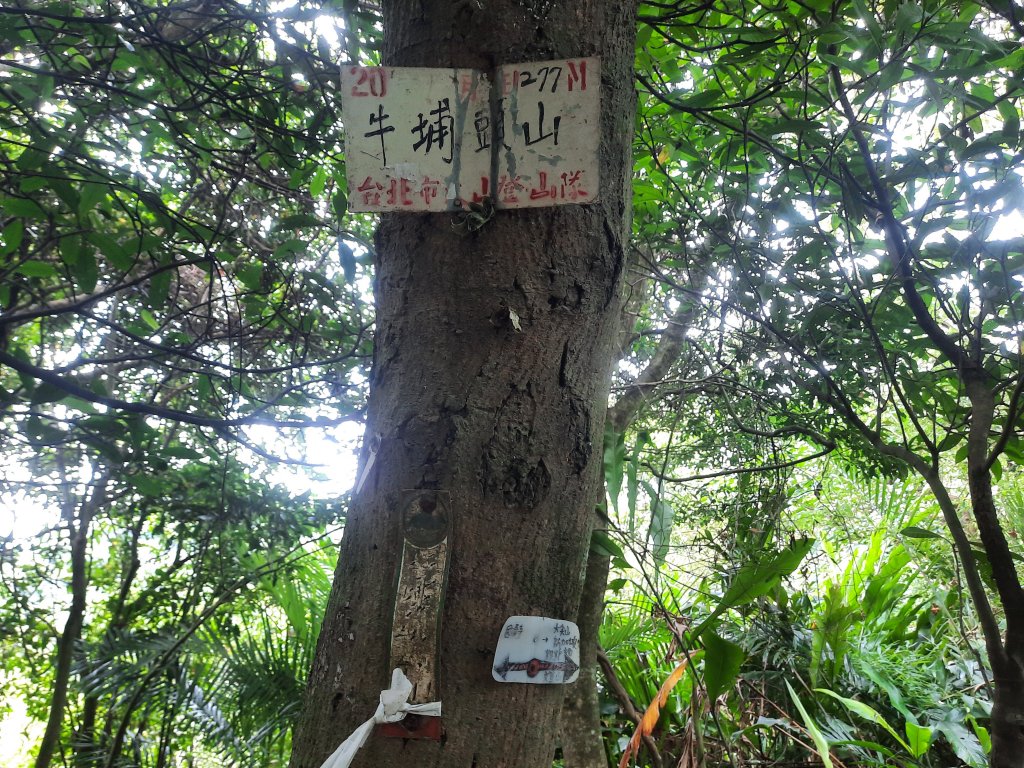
[318,668,442,768]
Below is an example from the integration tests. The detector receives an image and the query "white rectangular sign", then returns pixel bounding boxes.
[492,615,580,684]
[341,59,599,212]
[491,59,599,208]
[342,66,490,212]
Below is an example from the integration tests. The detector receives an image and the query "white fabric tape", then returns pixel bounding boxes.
[318,668,442,768]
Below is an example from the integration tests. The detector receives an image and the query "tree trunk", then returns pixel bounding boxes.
[559,292,702,767]
[289,2,637,767]
[964,379,1024,766]
[559,549,611,768]
[36,479,106,768]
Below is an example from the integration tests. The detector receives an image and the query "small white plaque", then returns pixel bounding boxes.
[492,616,580,684]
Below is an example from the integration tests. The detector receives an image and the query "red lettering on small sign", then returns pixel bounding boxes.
[528,170,589,201]
[420,176,442,205]
[357,175,384,206]
[350,67,388,97]
[567,60,587,91]
[497,174,526,204]
[386,177,414,207]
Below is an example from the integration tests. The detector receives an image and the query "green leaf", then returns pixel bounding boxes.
[904,721,932,757]
[1,196,47,218]
[88,232,134,271]
[648,497,674,567]
[237,263,263,291]
[72,248,99,293]
[703,632,745,703]
[276,213,323,230]
[719,538,813,611]
[78,182,108,217]
[332,188,348,218]
[273,238,306,258]
[603,425,626,512]
[309,166,328,197]
[968,716,991,754]
[900,526,943,540]
[16,261,58,278]
[815,688,911,752]
[590,529,625,559]
[165,445,203,460]
[786,681,833,768]
[149,268,171,307]
[30,381,69,406]
[128,474,164,497]
[1,219,24,255]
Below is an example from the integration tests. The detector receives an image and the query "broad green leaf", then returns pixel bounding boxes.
[1,219,24,255]
[603,425,625,512]
[128,474,164,497]
[1,196,47,218]
[30,382,69,405]
[718,537,814,611]
[969,716,991,754]
[78,183,108,217]
[72,248,99,293]
[88,233,134,271]
[703,632,745,703]
[276,213,322,230]
[149,268,171,307]
[237,263,263,291]
[309,166,328,197]
[648,497,674,567]
[904,721,932,757]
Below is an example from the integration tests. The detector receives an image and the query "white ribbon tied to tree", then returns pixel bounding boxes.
[318,668,442,768]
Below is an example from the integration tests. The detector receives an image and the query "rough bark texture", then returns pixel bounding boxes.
[290,2,637,767]
[559,550,611,768]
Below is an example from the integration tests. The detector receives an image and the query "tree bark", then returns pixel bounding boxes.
[559,550,611,768]
[290,2,637,767]
[35,478,107,768]
[964,378,1024,766]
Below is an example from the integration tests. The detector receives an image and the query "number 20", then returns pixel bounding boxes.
[350,67,387,97]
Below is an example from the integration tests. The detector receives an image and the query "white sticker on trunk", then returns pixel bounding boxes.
[492,616,580,684]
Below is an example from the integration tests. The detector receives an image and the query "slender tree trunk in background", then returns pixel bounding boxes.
[963,380,1024,767]
[559,298,703,767]
[290,2,637,767]
[35,479,107,768]
[560,551,612,767]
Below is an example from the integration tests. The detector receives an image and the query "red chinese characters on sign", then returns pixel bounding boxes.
[341,60,598,212]
[496,174,527,205]
[357,175,448,210]
[527,170,589,202]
